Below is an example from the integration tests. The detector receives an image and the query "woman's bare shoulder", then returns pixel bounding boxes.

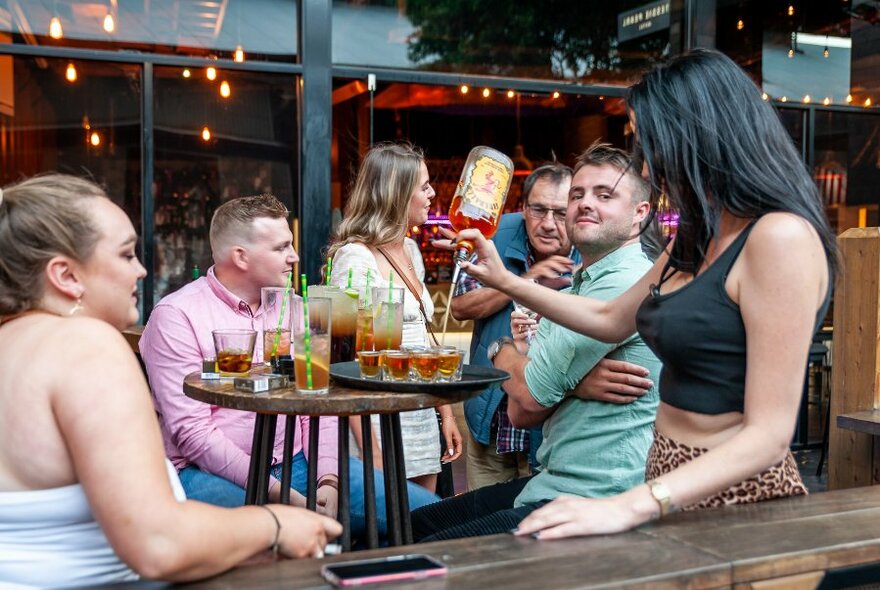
[749,212,824,257]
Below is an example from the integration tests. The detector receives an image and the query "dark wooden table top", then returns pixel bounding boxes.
[104,485,880,589]
[122,325,144,355]
[183,371,486,416]
[837,409,880,436]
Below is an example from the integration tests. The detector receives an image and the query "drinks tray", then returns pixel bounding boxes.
[329,361,509,394]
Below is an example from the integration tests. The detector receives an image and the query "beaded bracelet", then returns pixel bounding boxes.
[259,505,281,558]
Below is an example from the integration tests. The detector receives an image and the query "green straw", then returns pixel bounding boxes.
[386,272,394,349]
[270,271,293,360]
[326,257,332,286]
[347,267,353,290]
[300,274,313,389]
[364,269,372,307]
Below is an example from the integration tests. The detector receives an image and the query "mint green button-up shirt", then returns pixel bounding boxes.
[516,243,661,506]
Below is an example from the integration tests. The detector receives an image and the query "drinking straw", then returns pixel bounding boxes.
[386,272,394,349]
[300,274,313,389]
[364,269,372,306]
[270,271,293,360]
[347,267,353,290]
[326,257,332,286]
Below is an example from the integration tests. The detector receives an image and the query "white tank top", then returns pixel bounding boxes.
[0,460,185,588]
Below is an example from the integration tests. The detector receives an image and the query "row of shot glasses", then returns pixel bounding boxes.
[357,345,464,383]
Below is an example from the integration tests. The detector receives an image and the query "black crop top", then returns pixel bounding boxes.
[635,222,831,415]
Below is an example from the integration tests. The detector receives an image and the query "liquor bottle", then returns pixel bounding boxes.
[447,146,514,285]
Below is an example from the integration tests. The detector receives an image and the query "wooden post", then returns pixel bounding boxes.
[829,227,880,489]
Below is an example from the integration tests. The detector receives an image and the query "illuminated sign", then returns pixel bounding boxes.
[618,1,671,43]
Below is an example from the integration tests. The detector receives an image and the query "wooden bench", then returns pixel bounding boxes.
[103,485,880,589]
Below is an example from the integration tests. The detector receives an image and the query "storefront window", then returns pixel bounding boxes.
[0,0,297,62]
[332,0,677,85]
[0,53,143,304]
[152,67,299,302]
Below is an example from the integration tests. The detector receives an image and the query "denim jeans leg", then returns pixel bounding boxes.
[347,456,440,538]
[177,466,246,507]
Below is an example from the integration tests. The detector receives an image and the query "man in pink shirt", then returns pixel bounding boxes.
[141,194,438,538]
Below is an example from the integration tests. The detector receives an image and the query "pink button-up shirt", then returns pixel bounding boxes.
[140,266,337,490]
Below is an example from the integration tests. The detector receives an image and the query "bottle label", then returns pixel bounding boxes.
[459,155,511,220]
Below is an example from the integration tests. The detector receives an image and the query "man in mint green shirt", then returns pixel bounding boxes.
[412,142,661,541]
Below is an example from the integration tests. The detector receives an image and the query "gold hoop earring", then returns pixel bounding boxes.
[69,297,83,316]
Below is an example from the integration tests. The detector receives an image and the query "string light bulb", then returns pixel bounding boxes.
[761,92,769,101]
[506,90,515,99]
[788,4,795,16]
[103,13,115,33]
[219,80,231,98]
[201,126,211,141]
[737,19,744,31]
[233,45,245,63]
[206,67,217,81]
[49,17,63,39]
[182,68,191,78]
[65,62,77,83]
[460,85,469,95]
[823,97,831,105]
[788,48,794,58]
[867,98,873,107]
[803,95,811,104]
[552,91,560,99]
[482,88,491,98]
[89,131,101,146]
[846,94,853,104]
[780,96,788,103]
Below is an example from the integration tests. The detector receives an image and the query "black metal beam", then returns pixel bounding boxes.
[298,0,332,282]
[0,42,302,74]
[141,61,155,320]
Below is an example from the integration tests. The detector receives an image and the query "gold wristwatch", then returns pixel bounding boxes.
[647,479,672,517]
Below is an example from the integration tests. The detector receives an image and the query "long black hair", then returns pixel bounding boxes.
[626,48,838,278]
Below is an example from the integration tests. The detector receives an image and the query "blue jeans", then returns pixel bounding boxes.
[178,452,439,538]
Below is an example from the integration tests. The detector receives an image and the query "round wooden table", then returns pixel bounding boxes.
[183,371,495,549]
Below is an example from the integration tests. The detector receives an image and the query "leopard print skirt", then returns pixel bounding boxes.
[645,429,808,511]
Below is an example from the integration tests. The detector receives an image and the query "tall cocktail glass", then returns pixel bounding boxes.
[371,287,404,351]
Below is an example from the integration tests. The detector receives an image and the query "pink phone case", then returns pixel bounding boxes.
[322,555,448,587]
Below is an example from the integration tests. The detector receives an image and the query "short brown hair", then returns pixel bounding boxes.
[574,141,649,203]
[0,174,108,315]
[209,194,289,257]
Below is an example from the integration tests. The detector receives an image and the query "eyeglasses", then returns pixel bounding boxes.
[524,204,566,223]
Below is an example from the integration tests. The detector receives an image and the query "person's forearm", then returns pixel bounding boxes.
[507,394,554,428]
[494,346,545,414]
[451,288,511,321]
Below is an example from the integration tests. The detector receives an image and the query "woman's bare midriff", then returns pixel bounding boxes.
[654,402,744,450]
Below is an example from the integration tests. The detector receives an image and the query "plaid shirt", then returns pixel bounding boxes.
[454,248,538,455]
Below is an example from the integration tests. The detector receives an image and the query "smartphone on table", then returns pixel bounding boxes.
[321,554,447,587]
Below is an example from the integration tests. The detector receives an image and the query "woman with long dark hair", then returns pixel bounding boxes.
[445,49,835,537]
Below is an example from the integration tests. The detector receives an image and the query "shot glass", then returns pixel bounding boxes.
[261,288,298,369]
[435,346,464,382]
[382,350,411,382]
[357,350,383,380]
[372,287,404,351]
[412,350,441,382]
[292,297,332,394]
[212,329,257,377]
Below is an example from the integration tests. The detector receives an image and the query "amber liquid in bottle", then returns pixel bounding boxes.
[441,146,514,343]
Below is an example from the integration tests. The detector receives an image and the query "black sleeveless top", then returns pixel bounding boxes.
[635,222,831,415]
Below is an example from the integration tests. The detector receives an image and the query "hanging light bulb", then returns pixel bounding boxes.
[460,85,469,95]
[788,48,794,58]
[103,13,115,33]
[219,80,231,98]
[867,98,873,107]
[182,68,191,78]
[206,67,217,81]
[737,19,744,31]
[482,88,491,98]
[846,94,853,104]
[201,126,211,141]
[823,97,831,105]
[552,91,560,99]
[89,131,101,147]
[49,16,63,39]
[823,46,829,58]
[761,92,769,101]
[234,45,245,63]
[65,63,77,83]
[506,90,515,99]
[788,4,795,16]
[780,96,788,103]
[803,95,811,104]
